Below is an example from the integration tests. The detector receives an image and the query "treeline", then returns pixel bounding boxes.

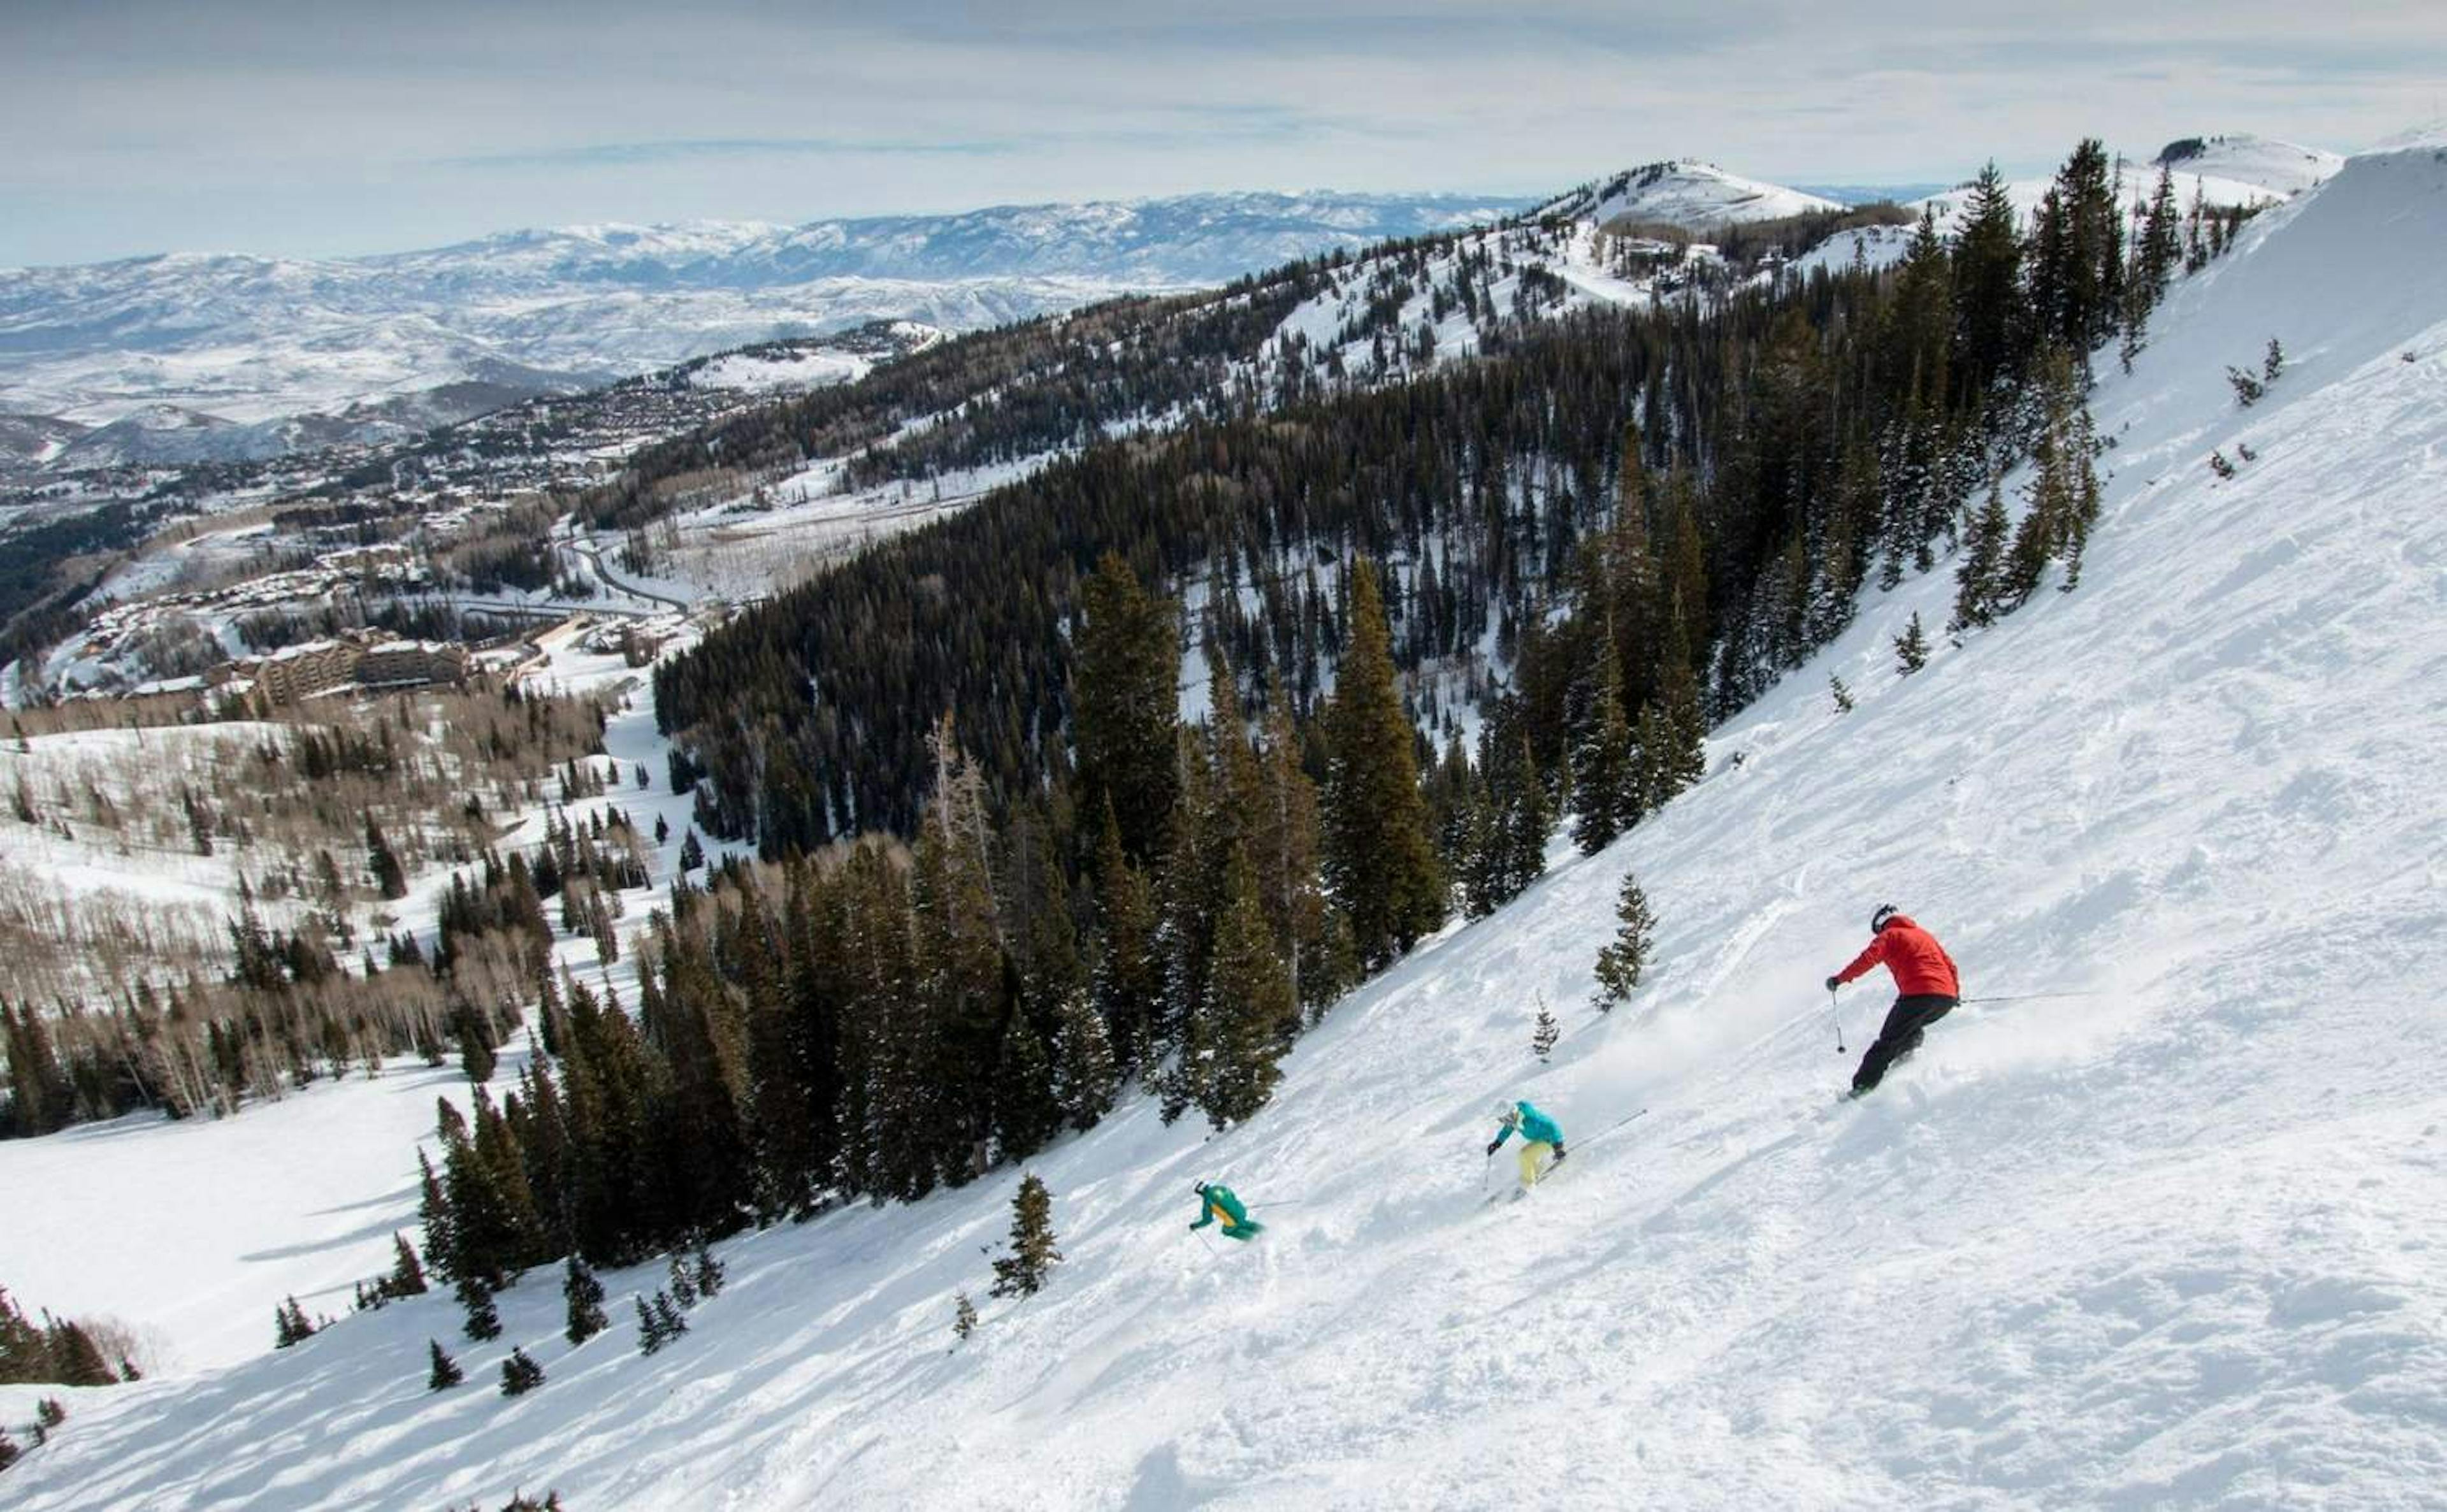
[0,1285,135,1387]
[0,687,621,1136]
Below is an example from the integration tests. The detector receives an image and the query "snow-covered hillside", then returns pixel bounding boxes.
[2155,133,2346,196]
[1533,160,1843,226]
[8,134,2447,1508]
[0,191,1526,446]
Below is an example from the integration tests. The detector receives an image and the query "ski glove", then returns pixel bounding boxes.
[1824,976,1841,993]
[1484,1140,1501,1156]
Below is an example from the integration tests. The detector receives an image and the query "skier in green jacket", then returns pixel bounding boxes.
[1190,1181,1263,1241]
[1487,1100,1568,1191]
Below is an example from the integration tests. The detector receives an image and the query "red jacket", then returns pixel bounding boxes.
[1835,915,1960,998]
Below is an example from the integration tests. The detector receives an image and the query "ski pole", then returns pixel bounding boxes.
[1828,986,1846,1054]
[1576,1107,1650,1152]
[1957,991,2100,1005]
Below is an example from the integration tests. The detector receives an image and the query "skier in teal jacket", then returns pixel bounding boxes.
[1486,1100,1568,1190]
[1190,1181,1263,1241]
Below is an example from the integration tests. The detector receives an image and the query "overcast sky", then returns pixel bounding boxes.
[5,0,2441,266]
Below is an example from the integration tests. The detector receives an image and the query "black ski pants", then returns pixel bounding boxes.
[1852,993,1957,1093]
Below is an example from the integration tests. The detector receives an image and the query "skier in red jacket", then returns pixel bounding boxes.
[1826,905,1961,1096]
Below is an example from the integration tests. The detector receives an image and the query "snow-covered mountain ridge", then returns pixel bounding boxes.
[4,131,2444,1508]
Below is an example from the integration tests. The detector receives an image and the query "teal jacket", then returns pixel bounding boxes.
[1191,1185,1253,1231]
[1492,1101,1563,1148]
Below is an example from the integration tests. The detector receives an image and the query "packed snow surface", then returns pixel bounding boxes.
[6,138,2447,1508]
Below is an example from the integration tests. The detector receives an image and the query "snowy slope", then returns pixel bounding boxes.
[1532,160,1843,227]
[2155,133,2346,197]
[7,136,2447,1508]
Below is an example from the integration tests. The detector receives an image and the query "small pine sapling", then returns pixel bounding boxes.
[1531,997,1559,1063]
[499,1346,546,1397]
[1828,673,1854,714]
[652,1292,689,1342]
[953,1291,979,1344]
[1592,870,1657,1011]
[990,1173,1064,1299]
[458,1274,502,1342]
[428,1338,465,1390]
[633,1296,665,1356]
[36,1397,66,1431]
[2237,442,2258,463]
[667,1251,698,1310]
[1892,612,1930,676]
[275,1295,316,1348]
[563,1256,608,1346]
[2227,364,2263,407]
[691,1237,726,1300]
[2209,450,2236,480]
[2262,336,2284,383]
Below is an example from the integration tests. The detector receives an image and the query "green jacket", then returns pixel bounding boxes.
[1191,1185,1252,1230]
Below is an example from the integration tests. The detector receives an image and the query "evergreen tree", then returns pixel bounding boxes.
[1592,870,1657,1011]
[1950,161,2025,407]
[1074,552,1181,864]
[1951,477,2014,631]
[0,1425,17,1473]
[953,1290,978,1343]
[692,1237,726,1300]
[989,1172,1063,1299]
[667,1251,698,1311]
[1499,733,1551,898]
[1050,985,1118,1133]
[634,1295,667,1356]
[366,816,408,901]
[46,1319,113,1387]
[1828,673,1855,714]
[1197,846,1294,1128]
[458,1274,502,1342]
[1893,613,1930,675]
[2263,336,2285,383]
[1531,999,1559,1062]
[1087,799,1162,1079]
[427,1338,465,1390]
[651,1292,688,1342]
[274,1296,315,1349]
[1322,561,1445,970]
[1570,638,1638,854]
[500,1346,546,1397]
[562,1256,607,1346]
[677,830,705,873]
[386,1232,428,1299]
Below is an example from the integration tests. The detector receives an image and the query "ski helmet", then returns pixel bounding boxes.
[1870,904,1900,934]
[1495,1101,1519,1125]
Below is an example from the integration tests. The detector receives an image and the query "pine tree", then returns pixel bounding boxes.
[1893,613,1930,676]
[0,1425,20,1471]
[1592,870,1657,1011]
[366,816,408,900]
[274,1296,315,1349]
[1500,734,1550,897]
[677,830,704,873]
[634,1295,667,1355]
[1951,478,2013,631]
[386,1232,428,1299]
[458,1274,502,1341]
[427,1338,465,1390]
[2263,336,2285,383]
[1074,552,1182,864]
[1322,561,1446,970]
[651,1292,688,1342]
[667,1251,698,1310]
[1828,673,1855,714]
[1197,846,1294,1128]
[35,1397,64,1439]
[1570,639,1638,855]
[1088,798,1162,1080]
[562,1256,607,1346]
[500,1346,546,1397]
[1531,998,1559,1062]
[1050,986,1118,1132]
[953,1290,979,1343]
[989,1173,1063,1299]
[691,1236,726,1300]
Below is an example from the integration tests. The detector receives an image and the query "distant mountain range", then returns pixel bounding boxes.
[0,191,1534,461]
[0,140,2346,473]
